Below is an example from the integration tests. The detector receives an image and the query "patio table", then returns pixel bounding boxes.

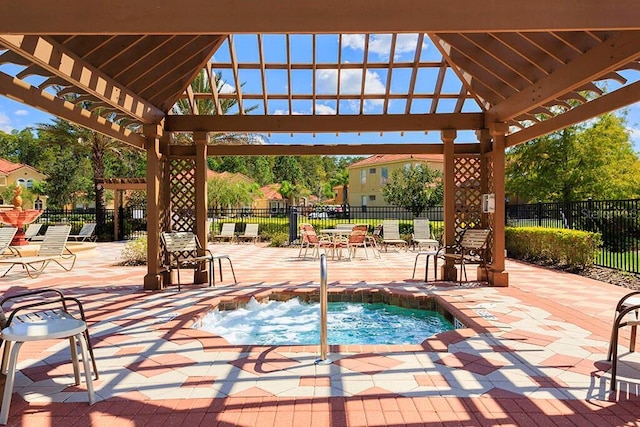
[318,229,354,260]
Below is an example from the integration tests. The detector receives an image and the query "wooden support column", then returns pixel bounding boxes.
[143,124,165,290]
[113,189,121,241]
[441,129,458,281]
[489,123,509,286]
[193,131,209,284]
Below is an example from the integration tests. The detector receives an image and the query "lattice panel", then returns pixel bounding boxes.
[483,153,495,262]
[453,155,483,243]
[169,158,196,232]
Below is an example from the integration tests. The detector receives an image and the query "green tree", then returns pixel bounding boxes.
[329,169,350,205]
[382,164,443,217]
[506,113,640,202]
[273,156,303,185]
[207,178,258,212]
[39,145,90,208]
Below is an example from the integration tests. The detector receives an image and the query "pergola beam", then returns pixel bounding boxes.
[168,143,480,157]
[0,71,146,149]
[2,1,640,34]
[0,35,165,124]
[165,113,483,133]
[488,30,640,122]
[506,79,640,147]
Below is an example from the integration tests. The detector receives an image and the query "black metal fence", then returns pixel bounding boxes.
[507,199,640,274]
[27,199,640,274]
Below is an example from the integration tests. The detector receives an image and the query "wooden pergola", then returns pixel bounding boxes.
[2,1,640,288]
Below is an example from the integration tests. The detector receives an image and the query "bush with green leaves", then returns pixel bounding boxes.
[505,227,601,268]
[120,236,147,266]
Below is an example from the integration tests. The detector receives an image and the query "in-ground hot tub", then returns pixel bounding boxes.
[195,293,463,346]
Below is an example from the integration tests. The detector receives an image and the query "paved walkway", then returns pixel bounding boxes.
[0,241,639,426]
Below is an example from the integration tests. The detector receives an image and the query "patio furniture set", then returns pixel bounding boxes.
[210,222,260,244]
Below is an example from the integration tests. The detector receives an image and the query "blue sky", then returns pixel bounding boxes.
[1,33,640,150]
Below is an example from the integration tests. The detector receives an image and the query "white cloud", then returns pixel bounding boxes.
[628,126,640,151]
[273,109,303,115]
[14,109,28,116]
[342,34,424,59]
[218,80,235,94]
[0,112,13,133]
[315,104,336,115]
[316,68,385,94]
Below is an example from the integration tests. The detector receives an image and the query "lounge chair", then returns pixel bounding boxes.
[161,231,236,290]
[412,219,439,250]
[212,222,236,243]
[68,223,97,242]
[23,223,42,241]
[0,225,76,278]
[381,220,408,251]
[237,223,259,244]
[0,289,97,424]
[0,227,19,258]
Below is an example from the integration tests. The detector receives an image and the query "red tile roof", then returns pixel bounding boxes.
[348,154,443,168]
[0,158,27,174]
[259,183,283,200]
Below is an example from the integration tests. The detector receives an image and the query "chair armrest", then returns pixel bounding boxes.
[616,291,640,311]
[1,290,88,327]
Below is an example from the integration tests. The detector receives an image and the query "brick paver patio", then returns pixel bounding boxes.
[0,241,638,426]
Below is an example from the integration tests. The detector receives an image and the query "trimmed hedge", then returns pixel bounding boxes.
[505,226,601,268]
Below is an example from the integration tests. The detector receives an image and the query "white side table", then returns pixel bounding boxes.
[0,314,95,425]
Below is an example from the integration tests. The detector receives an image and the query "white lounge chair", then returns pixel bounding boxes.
[412,219,439,250]
[0,227,19,258]
[381,220,408,251]
[68,223,97,242]
[0,225,76,278]
[237,223,259,244]
[212,222,236,243]
[23,223,42,241]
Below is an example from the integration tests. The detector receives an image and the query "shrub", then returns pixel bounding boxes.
[505,227,601,268]
[120,236,147,265]
[267,232,289,247]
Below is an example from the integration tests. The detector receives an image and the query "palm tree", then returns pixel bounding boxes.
[172,70,264,145]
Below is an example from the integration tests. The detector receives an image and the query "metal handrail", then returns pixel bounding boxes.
[316,254,332,364]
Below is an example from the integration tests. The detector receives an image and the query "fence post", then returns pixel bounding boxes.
[537,201,543,227]
[288,206,298,244]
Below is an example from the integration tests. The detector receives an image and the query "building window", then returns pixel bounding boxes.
[368,195,376,201]
[361,195,367,206]
[26,179,34,189]
[34,198,43,210]
[369,168,376,174]
[360,170,366,184]
[16,178,26,187]
[0,176,6,186]
[380,167,388,185]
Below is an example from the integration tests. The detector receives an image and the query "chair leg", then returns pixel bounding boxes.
[76,332,95,405]
[611,324,620,391]
[0,341,23,425]
[83,330,99,380]
[412,253,421,279]
[69,336,81,385]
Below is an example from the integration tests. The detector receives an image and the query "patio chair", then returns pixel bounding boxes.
[237,223,259,244]
[0,225,76,278]
[161,231,236,290]
[607,291,640,391]
[412,219,439,250]
[68,222,97,242]
[23,223,42,241]
[212,222,236,243]
[381,220,408,251]
[334,224,370,260]
[0,227,19,258]
[439,228,491,284]
[298,223,333,259]
[0,289,97,424]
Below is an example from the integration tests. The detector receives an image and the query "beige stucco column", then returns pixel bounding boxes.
[489,123,509,286]
[441,129,458,281]
[193,131,209,284]
[143,124,164,290]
